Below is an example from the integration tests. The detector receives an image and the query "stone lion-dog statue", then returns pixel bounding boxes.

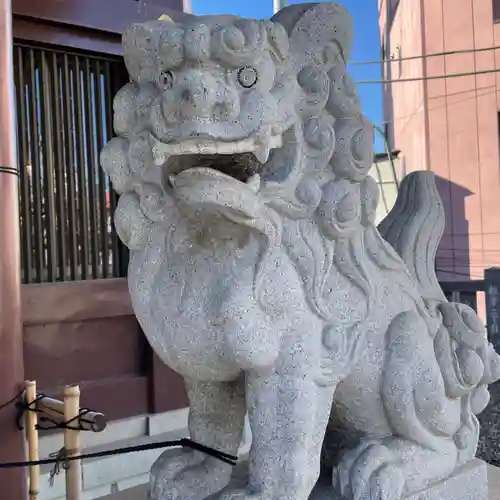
[100,3,500,500]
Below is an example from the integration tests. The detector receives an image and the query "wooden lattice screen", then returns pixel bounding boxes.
[13,42,129,284]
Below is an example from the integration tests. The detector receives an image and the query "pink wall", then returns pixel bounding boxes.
[382,0,428,176]
[381,0,500,285]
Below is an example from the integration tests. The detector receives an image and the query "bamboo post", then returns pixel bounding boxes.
[25,381,40,500]
[63,385,82,500]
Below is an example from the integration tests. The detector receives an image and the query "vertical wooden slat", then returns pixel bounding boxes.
[63,54,78,281]
[14,46,33,284]
[39,50,58,282]
[94,61,110,278]
[73,56,90,280]
[52,52,68,281]
[84,58,99,278]
[27,48,44,282]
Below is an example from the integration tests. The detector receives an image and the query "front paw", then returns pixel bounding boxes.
[150,449,232,500]
[334,442,405,500]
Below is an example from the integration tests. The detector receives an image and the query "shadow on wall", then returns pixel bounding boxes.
[434,175,474,282]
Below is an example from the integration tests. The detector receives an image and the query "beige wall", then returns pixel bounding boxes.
[369,156,400,224]
[381,0,500,283]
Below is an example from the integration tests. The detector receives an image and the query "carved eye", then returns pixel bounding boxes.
[237,67,258,88]
[159,70,174,89]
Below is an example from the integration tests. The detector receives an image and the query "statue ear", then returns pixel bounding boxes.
[271,3,353,69]
[122,21,164,84]
[264,21,289,63]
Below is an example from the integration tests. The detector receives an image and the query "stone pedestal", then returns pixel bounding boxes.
[94,456,500,499]
[206,457,491,500]
[313,459,488,500]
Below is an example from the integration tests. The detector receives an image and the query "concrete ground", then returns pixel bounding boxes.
[96,382,500,500]
[478,381,500,467]
[97,484,147,500]
[98,466,500,500]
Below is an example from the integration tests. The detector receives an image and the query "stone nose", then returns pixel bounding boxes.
[177,72,216,115]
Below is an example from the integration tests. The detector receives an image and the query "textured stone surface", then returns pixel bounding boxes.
[100,3,500,500]
[152,453,490,500]
[91,465,500,500]
[313,460,489,500]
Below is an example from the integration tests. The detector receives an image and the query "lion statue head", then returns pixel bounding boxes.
[100,3,382,379]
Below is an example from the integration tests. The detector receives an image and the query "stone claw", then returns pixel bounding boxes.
[149,449,232,500]
[334,442,405,500]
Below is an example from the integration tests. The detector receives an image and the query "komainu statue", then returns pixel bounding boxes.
[100,3,500,499]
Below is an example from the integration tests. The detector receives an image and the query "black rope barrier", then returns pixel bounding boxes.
[0,437,238,469]
[0,389,25,413]
[0,166,20,177]
[0,389,238,479]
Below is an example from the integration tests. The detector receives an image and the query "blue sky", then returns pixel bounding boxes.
[191,0,384,152]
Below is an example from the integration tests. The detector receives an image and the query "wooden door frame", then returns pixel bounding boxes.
[12,0,192,54]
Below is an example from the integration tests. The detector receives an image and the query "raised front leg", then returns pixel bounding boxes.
[150,376,246,500]
[220,346,337,500]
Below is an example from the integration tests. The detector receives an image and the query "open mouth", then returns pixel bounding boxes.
[149,134,283,185]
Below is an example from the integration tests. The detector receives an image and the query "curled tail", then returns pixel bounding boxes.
[378,171,500,467]
[377,170,446,304]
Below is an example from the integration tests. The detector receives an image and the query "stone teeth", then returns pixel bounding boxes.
[150,135,169,166]
[254,146,270,164]
[149,134,283,161]
[152,137,257,156]
[246,174,261,192]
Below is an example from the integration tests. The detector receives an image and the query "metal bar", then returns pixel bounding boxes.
[94,61,109,278]
[83,58,99,279]
[39,50,58,282]
[103,60,120,278]
[14,45,33,284]
[27,48,44,282]
[0,0,28,493]
[63,54,78,281]
[73,56,89,280]
[52,52,67,281]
